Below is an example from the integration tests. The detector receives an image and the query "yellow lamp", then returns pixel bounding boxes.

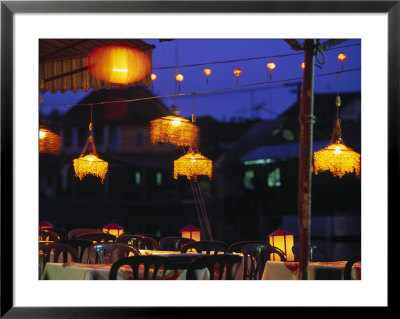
[150,114,200,148]
[268,228,295,261]
[39,127,62,156]
[102,221,124,238]
[203,68,212,84]
[87,44,151,85]
[266,62,276,80]
[180,225,201,241]
[173,151,213,181]
[313,139,361,178]
[73,123,108,184]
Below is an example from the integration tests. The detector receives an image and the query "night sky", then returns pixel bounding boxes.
[40,38,361,121]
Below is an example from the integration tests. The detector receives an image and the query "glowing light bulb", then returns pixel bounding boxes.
[151,73,157,81]
[176,74,184,82]
[39,130,46,139]
[338,53,347,62]
[203,68,212,76]
[334,146,341,154]
[266,62,276,70]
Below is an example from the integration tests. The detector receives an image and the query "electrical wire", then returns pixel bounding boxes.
[152,43,360,70]
[39,67,361,109]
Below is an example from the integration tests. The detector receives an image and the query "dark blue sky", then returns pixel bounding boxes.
[40,39,361,121]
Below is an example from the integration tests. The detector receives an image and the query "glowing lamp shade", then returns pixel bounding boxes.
[203,68,212,77]
[268,228,295,261]
[233,67,242,77]
[337,52,347,62]
[39,220,53,230]
[87,44,151,84]
[173,151,213,181]
[150,115,200,148]
[102,221,124,238]
[73,154,108,184]
[313,139,361,178]
[180,225,201,241]
[39,128,62,156]
[266,62,276,70]
[175,73,184,82]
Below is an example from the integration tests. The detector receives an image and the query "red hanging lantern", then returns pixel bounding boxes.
[266,62,276,80]
[203,68,212,84]
[175,73,184,91]
[87,44,151,85]
[233,67,242,87]
[337,52,347,71]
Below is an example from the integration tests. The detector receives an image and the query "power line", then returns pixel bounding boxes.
[39,67,360,108]
[152,43,360,70]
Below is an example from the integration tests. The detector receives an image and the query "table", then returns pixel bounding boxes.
[261,261,361,280]
[41,250,245,280]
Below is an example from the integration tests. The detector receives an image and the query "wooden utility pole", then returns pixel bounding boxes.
[297,39,316,280]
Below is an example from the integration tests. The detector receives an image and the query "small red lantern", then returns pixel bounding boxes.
[180,225,201,241]
[150,73,157,88]
[337,52,347,71]
[266,62,276,80]
[87,44,151,85]
[233,67,242,87]
[102,221,124,238]
[203,68,212,84]
[39,220,53,230]
[175,73,184,91]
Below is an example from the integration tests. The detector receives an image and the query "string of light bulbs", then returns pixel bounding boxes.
[39,67,361,109]
[151,43,360,70]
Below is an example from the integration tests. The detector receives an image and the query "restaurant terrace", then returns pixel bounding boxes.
[38,38,362,282]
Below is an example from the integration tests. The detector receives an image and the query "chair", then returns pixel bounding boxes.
[241,243,287,280]
[118,234,159,250]
[109,256,171,280]
[159,237,195,251]
[87,242,140,264]
[136,234,161,243]
[75,232,116,243]
[67,228,100,240]
[39,229,61,242]
[225,240,269,253]
[181,240,228,254]
[186,254,242,280]
[39,242,79,277]
[50,228,67,240]
[57,239,93,262]
[344,253,361,280]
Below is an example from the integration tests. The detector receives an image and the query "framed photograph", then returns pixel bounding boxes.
[1,1,395,317]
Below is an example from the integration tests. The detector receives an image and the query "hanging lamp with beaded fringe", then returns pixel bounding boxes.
[73,108,108,184]
[313,95,360,178]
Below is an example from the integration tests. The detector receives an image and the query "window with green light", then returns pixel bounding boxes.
[268,168,281,187]
[156,172,162,185]
[244,170,255,190]
[135,172,141,185]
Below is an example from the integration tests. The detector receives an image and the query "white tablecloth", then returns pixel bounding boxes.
[262,261,361,280]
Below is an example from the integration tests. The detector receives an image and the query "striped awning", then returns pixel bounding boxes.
[39,39,154,93]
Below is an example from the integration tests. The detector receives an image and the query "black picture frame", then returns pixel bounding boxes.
[1,1,395,317]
